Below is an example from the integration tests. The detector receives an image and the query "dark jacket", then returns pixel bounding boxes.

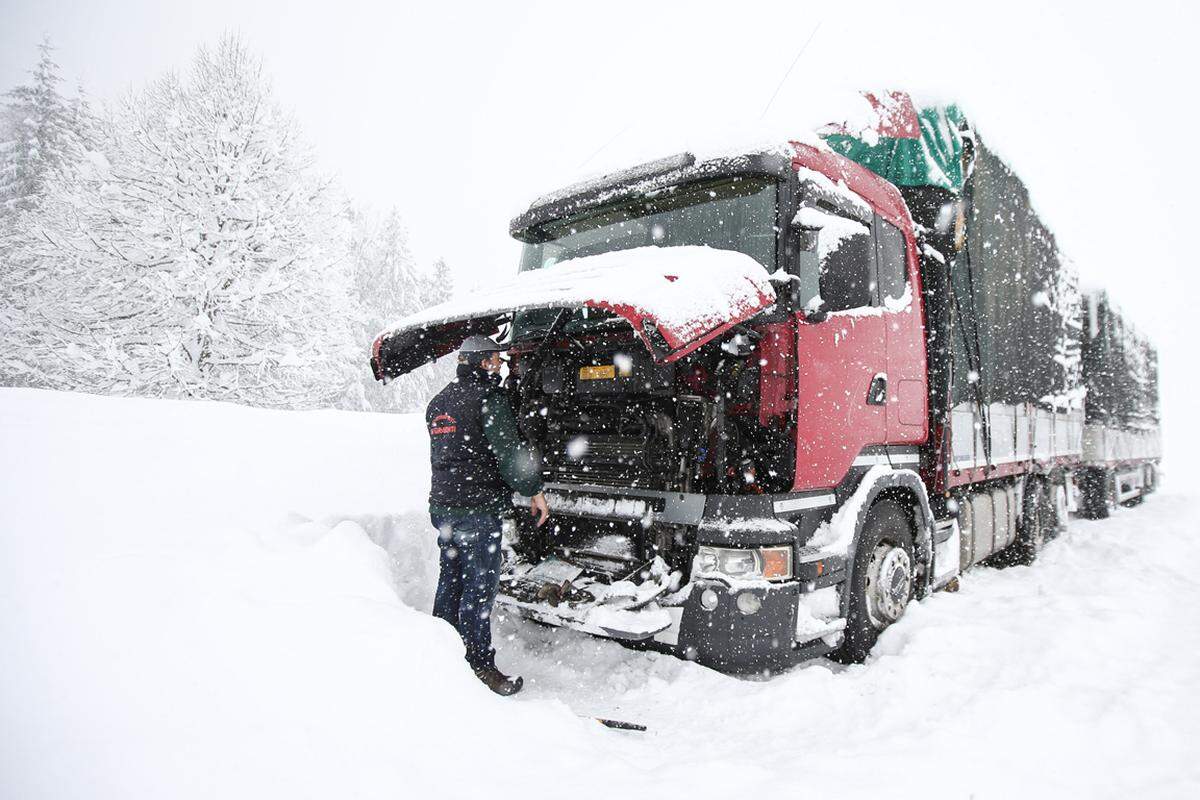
[427,364,543,514]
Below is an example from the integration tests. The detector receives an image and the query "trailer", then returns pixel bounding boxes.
[370,93,1160,673]
[1077,290,1161,516]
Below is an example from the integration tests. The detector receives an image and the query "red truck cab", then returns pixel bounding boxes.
[371,141,944,672]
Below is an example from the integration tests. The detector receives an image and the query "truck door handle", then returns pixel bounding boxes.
[867,373,888,405]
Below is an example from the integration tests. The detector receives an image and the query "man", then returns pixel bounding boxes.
[427,335,549,696]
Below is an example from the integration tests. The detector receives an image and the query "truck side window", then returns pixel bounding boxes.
[818,217,874,312]
[874,217,908,304]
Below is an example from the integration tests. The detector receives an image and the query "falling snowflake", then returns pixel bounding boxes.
[566,435,589,460]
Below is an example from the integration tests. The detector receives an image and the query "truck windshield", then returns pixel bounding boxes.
[514,176,777,337]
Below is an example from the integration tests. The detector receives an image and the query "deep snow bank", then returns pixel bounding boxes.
[0,390,648,800]
[3,389,1199,800]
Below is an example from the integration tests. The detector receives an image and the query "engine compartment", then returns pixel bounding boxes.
[500,317,797,606]
[509,319,795,498]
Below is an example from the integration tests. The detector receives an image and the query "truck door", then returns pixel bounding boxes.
[874,215,928,444]
[792,207,889,490]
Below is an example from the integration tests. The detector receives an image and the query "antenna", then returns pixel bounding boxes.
[759,21,822,121]
[577,124,632,170]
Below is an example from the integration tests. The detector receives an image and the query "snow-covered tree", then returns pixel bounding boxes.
[0,38,101,388]
[0,37,85,215]
[3,36,361,408]
[349,208,456,411]
[424,258,454,309]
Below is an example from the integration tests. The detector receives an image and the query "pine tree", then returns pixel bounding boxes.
[399,256,457,412]
[349,208,456,412]
[0,37,82,214]
[423,258,454,309]
[0,38,99,388]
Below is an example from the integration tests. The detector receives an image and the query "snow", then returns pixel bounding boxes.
[1,40,452,416]
[4,388,1200,799]
[525,491,652,522]
[520,135,822,216]
[583,604,671,637]
[698,515,798,536]
[794,585,844,641]
[794,205,870,259]
[377,244,776,352]
[525,151,695,213]
[829,283,914,319]
[2,40,365,408]
[807,464,898,553]
[794,165,875,221]
[565,434,589,459]
[524,556,585,585]
[817,90,902,146]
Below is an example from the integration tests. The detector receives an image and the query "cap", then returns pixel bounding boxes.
[458,335,507,354]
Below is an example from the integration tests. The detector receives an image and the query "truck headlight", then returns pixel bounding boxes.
[695,545,793,581]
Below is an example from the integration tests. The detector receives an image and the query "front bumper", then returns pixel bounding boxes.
[503,486,849,672]
[672,579,837,673]
[500,575,840,674]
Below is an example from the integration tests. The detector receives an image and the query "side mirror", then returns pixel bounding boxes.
[787,224,823,318]
[801,296,828,324]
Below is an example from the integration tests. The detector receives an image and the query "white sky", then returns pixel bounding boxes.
[4,0,1198,460]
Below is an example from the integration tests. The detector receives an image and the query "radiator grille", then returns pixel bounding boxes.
[544,433,666,489]
[539,397,680,491]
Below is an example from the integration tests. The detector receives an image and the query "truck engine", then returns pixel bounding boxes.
[500,313,795,624]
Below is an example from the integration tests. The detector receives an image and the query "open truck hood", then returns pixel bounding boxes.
[370,245,777,381]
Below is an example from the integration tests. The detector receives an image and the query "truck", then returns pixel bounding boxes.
[370,92,1161,673]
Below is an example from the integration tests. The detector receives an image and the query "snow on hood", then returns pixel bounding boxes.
[372,245,777,379]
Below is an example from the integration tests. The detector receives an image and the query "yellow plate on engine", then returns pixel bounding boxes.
[579,364,616,380]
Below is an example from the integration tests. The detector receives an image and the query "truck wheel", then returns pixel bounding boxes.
[832,499,915,664]
[998,479,1046,566]
[1077,467,1110,520]
[1046,479,1068,540]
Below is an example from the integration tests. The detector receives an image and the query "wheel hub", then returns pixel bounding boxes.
[865,545,912,629]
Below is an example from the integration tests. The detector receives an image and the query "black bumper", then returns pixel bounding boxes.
[674,579,836,674]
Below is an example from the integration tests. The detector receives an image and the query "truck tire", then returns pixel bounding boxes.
[832,499,916,664]
[996,479,1046,566]
[1077,467,1110,520]
[1046,478,1068,540]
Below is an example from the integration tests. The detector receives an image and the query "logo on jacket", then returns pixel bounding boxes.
[430,413,457,435]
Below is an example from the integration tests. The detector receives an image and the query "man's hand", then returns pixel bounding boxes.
[530,492,550,527]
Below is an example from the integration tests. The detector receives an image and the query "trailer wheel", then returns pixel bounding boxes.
[832,499,915,664]
[1077,467,1110,520]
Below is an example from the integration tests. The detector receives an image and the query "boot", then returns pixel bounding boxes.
[472,663,524,696]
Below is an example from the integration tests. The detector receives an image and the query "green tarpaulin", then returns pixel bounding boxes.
[822,105,968,193]
[821,98,1083,417]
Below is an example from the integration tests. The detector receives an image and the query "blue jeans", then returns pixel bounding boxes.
[430,512,503,669]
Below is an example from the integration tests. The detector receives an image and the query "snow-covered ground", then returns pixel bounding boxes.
[2,388,1197,799]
